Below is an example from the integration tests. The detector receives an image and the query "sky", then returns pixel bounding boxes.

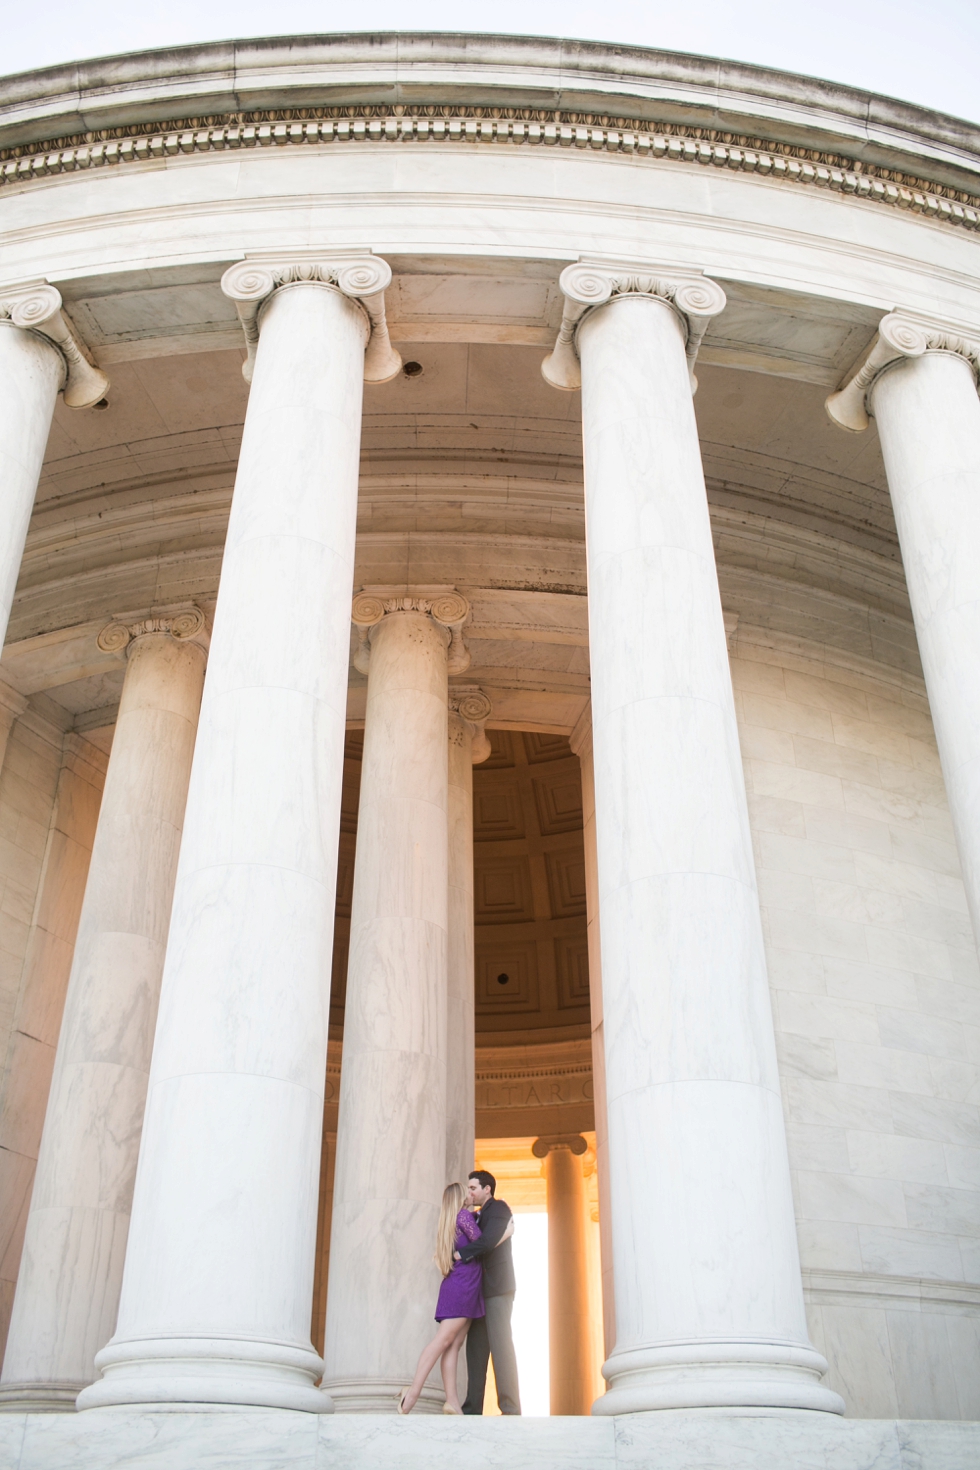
[2,0,979,128]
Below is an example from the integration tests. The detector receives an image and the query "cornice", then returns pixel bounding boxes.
[1,101,978,236]
[1,34,978,186]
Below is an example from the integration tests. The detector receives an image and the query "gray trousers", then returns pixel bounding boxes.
[462,1292,521,1415]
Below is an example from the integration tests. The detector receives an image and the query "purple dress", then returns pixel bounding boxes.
[435,1208,485,1321]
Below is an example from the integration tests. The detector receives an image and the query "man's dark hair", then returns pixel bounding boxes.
[469,1169,496,1196]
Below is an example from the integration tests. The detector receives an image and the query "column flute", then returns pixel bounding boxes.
[543,259,843,1415]
[77,253,400,1413]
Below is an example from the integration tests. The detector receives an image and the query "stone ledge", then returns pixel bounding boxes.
[0,1408,978,1470]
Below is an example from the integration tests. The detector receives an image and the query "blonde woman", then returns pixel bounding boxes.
[398,1182,513,1414]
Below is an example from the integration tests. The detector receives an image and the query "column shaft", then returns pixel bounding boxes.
[539,1139,592,1415]
[0,630,205,1408]
[870,353,980,939]
[78,280,368,1412]
[0,325,62,650]
[323,609,449,1413]
[446,711,475,1184]
[578,292,841,1415]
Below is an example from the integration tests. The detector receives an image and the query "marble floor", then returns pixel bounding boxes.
[1,1408,978,1470]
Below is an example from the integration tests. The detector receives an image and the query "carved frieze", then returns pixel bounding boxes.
[5,108,979,240]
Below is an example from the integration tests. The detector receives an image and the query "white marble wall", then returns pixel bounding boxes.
[0,718,99,1364]
[734,639,980,1418]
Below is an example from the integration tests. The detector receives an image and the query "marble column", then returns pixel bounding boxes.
[569,708,615,1360]
[533,1134,592,1416]
[0,283,107,653]
[827,315,980,941]
[77,254,399,1414]
[322,589,468,1413]
[543,260,842,1415]
[0,612,207,1410]
[446,686,491,1185]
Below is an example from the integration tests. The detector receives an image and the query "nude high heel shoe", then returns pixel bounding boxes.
[442,1402,462,1415]
[397,1390,410,1415]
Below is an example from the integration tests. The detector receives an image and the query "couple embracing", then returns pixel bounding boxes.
[398,1169,522,1416]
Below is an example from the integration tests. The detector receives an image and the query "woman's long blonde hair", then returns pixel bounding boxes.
[435,1182,466,1278]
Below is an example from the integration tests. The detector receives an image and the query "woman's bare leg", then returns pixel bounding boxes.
[440,1319,472,1413]
[402,1318,468,1412]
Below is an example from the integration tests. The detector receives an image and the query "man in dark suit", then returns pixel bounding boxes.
[456,1169,522,1415]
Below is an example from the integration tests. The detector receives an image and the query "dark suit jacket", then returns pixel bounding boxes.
[456,1195,516,1297]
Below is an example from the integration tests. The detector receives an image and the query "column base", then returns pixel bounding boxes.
[0,1382,82,1413]
[322,1378,446,1414]
[75,1338,333,1414]
[593,1340,845,1416]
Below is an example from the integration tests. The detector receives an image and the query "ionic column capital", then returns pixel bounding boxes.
[541,257,726,393]
[449,685,492,764]
[826,311,980,432]
[0,279,109,409]
[532,1133,588,1159]
[351,587,471,675]
[221,252,401,385]
[97,603,209,657]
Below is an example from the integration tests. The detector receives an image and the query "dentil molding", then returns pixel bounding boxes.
[0,279,108,409]
[541,258,727,391]
[97,603,209,655]
[826,310,980,432]
[3,107,978,237]
[449,684,493,764]
[351,587,471,675]
[221,253,401,384]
